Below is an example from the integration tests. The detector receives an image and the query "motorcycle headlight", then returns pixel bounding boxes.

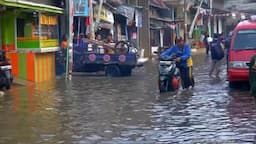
[229,61,249,69]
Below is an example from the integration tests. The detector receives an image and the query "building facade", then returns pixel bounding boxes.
[0,0,64,82]
[138,0,178,57]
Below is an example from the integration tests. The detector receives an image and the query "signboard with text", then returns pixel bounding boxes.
[94,6,114,24]
[73,0,89,16]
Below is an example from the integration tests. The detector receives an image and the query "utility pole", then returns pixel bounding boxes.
[138,0,150,58]
[66,0,74,80]
[89,0,95,39]
[184,0,187,42]
[208,0,212,37]
[189,0,204,38]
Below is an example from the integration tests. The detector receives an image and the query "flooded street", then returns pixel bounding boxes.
[1,53,256,144]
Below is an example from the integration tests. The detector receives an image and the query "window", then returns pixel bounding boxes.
[150,30,160,46]
[16,12,39,39]
[16,12,59,49]
[40,13,58,40]
[233,30,256,50]
[163,28,173,47]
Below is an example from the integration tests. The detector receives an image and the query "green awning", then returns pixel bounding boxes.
[0,0,64,14]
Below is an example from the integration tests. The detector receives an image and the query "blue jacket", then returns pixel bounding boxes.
[210,39,224,60]
[160,44,192,67]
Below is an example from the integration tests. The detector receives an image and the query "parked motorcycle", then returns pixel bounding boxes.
[158,55,180,93]
[0,50,13,90]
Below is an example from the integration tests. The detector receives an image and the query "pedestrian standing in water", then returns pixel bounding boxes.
[209,34,225,79]
[203,34,210,55]
[225,31,232,69]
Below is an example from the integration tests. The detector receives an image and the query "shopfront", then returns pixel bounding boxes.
[113,4,143,48]
[94,5,114,39]
[0,1,63,82]
[150,20,176,54]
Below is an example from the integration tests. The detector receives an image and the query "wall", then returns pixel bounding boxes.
[150,7,161,18]
[7,52,55,82]
[213,0,224,9]
[1,12,16,51]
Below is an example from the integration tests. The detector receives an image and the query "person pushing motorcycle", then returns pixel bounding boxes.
[160,37,194,89]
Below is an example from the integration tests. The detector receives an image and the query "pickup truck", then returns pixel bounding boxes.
[72,40,144,77]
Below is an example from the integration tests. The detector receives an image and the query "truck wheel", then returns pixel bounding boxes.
[105,65,121,77]
[120,67,132,76]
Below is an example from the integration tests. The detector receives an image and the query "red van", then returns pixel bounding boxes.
[228,16,256,87]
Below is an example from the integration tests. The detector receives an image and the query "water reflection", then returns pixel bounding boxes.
[0,82,65,144]
[0,54,256,143]
[226,90,256,143]
[54,72,157,143]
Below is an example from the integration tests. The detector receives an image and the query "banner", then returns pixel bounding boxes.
[40,14,57,25]
[73,0,89,16]
[166,23,176,30]
[94,6,114,24]
[117,5,135,20]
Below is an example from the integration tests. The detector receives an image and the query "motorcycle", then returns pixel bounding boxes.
[158,55,180,93]
[0,50,13,90]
